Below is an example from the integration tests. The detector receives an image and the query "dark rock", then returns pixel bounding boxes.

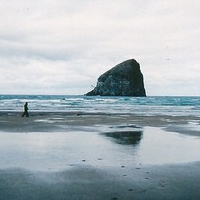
[86,59,146,96]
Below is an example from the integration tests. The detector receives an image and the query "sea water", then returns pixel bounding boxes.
[0,95,200,117]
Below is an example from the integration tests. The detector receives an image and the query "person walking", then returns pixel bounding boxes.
[22,102,29,117]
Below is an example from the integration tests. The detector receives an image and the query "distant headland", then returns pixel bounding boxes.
[86,59,146,96]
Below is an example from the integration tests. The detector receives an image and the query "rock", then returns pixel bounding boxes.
[86,59,146,96]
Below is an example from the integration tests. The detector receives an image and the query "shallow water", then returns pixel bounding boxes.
[0,126,200,171]
[138,127,200,165]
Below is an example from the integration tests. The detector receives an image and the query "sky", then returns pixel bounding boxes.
[0,0,199,96]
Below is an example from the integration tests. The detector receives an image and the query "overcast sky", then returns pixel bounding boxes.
[0,0,199,96]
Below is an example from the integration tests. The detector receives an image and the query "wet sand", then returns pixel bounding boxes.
[1,162,200,200]
[0,111,200,200]
[0,111,200,135]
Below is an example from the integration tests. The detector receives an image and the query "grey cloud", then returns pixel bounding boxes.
[0,0,200,95]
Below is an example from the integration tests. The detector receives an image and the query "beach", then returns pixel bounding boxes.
[0,111,200,200]
[0,111,200,135]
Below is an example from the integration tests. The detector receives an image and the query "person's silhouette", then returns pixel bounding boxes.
[22,102,29,117]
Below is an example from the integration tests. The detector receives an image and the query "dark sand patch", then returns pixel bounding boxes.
[1,163,200,200]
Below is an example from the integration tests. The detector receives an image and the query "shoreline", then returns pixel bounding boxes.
[0,111,199,136]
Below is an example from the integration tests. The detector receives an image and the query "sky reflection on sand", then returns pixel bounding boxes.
[0,126,200,171]
[138,127,200,165]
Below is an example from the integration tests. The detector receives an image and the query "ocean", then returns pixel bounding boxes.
[0,95,199,117]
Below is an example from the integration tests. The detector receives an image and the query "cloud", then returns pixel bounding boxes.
[0,0,200,95]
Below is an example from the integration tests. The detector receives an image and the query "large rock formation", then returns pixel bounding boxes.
[86,59,146,96]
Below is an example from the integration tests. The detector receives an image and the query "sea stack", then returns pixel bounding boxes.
[86,59,146,96]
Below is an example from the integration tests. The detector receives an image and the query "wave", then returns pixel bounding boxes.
[0,95,200,116]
